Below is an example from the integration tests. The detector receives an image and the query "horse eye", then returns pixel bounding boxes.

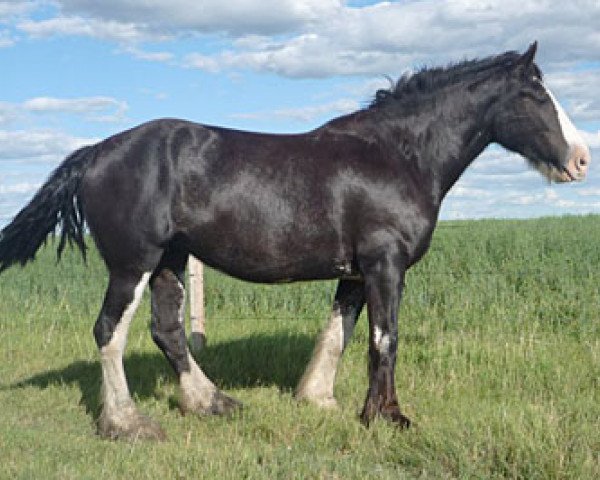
[531,76,544,87]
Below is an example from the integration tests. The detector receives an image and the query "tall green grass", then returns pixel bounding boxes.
[1,216,598,479]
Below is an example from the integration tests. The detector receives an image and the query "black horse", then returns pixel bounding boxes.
[0,43,590,440]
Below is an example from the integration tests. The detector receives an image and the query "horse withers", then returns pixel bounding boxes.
[0,42,590,440]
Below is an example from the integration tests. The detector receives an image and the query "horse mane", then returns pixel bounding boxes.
[369,51,542,109]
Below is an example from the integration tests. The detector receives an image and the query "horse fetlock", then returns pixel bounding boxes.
[359,395,378,427]
[299,394,339,410]
[295,360,338,408]
[381,403,411,429]
[295,384,339,409]
[209,390,243,416]
[97,405,166,441]
[360,394,411,429]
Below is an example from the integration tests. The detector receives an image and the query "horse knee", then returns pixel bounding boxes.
[150,269,190,374]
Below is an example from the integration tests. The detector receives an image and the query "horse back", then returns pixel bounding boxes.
[81,118,436,282]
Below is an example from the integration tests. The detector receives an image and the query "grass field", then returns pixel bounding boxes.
[0,215,599,479]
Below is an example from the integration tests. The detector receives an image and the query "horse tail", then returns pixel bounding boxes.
[0,144,97,273]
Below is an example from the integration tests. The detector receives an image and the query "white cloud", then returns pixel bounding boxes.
[56,0,343,36]
[180,1,600,78]
[546,70,600,122]
[15,1,344,43]
[580,130,600,149]
[442,180,600,219]
[577,187,600,197]
[11,1,600,82]
[0,129,97,162]
[0,181,41,195]
[0,1,35,20]
[183,33,416,78]
[231,98,359,123]
[507,188,559,206]
[17,15,161,44]
[470,149,527,176]
[447,185,494,199]
[22,96,128,122]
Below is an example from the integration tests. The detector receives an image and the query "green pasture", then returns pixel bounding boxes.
[0,215,598,479]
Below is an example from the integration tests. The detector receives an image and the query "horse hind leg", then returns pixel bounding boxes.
[94,271,166,441]
[295,279,365,408]
[150,249,241,417]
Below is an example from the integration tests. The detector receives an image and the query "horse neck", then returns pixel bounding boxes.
[374,81,501,204]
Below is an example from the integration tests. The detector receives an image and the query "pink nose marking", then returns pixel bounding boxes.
[567,143,590,180]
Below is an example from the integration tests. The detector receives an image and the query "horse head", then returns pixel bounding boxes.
[490,42,590,183]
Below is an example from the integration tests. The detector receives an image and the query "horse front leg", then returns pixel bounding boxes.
[295,279,365,408]
[359,249,411,428]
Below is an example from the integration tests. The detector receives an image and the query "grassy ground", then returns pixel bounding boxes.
[0,215,599,479]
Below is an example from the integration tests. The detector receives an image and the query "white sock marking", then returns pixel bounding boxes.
[373,325,390,354]
[176,279,220,412]
[295,307,344,407]
[100,272,151,413]
[373,325,382,347]
[179,352,219,411]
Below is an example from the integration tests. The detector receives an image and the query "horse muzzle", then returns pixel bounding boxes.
[558,144,590,183]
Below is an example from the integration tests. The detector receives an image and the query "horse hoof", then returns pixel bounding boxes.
[209,390,243,416]
[387,410,411,429]
[360,400,411,429]
[181,390,243,417]
[98,412,167,441]
[295,393,339,410]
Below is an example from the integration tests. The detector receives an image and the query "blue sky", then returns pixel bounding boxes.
[1,0,600,225]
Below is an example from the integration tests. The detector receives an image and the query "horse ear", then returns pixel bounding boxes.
[518,41,538,68]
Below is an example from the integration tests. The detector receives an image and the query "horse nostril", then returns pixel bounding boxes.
[576,157,589,172]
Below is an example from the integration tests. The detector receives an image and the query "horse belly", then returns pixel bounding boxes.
[188,219,344,283]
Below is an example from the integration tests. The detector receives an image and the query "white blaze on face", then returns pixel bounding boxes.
[542,83,586,149]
